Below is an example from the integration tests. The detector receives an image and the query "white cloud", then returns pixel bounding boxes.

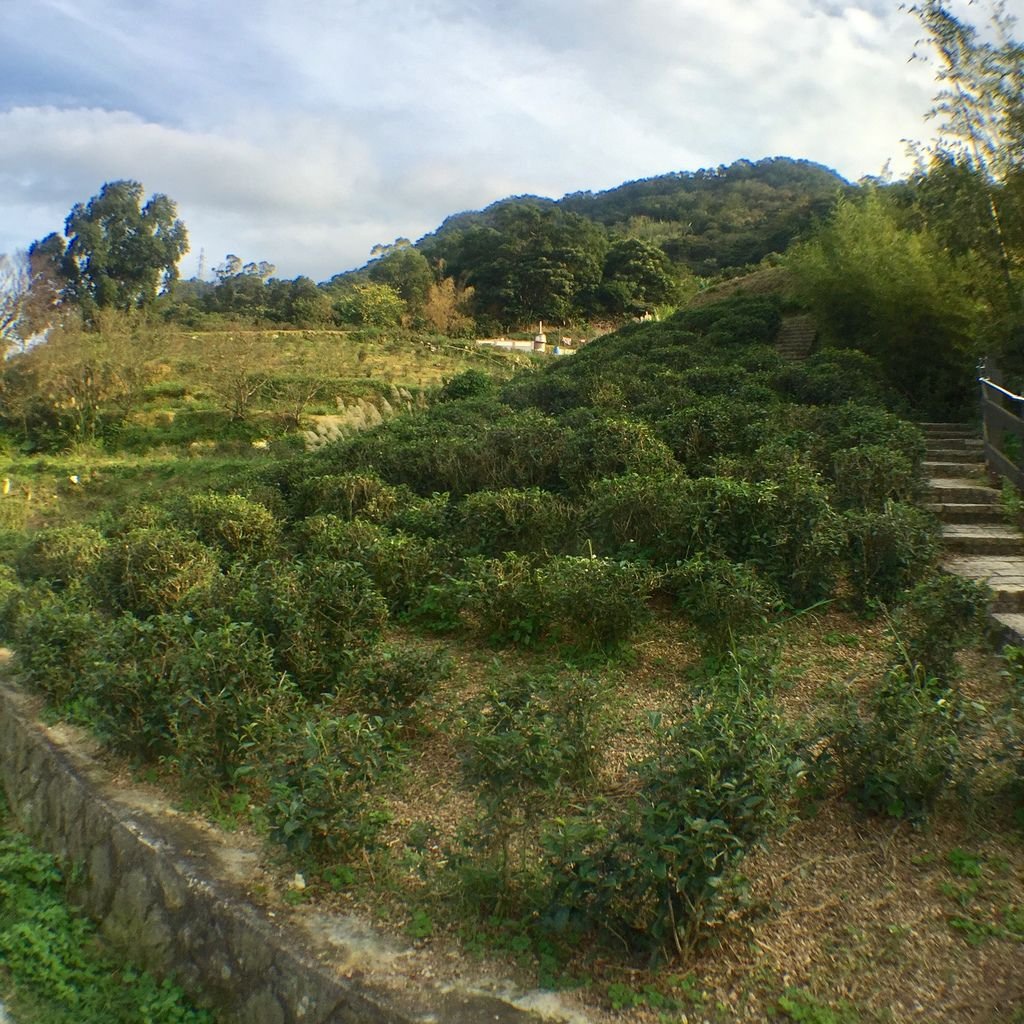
[3,0,1019,278]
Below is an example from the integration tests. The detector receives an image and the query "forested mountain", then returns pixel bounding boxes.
[419,157,849,280]
[558,157,850,275]
[406,156,849,328]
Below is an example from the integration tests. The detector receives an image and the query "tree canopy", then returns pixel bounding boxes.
[56,180,189,314]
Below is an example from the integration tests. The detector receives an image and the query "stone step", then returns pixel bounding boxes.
[993,612,1024,646]
[924,438,984,452]
[943,555,1024,611]
[920,422,976,432]
[924,460,985,477]
[927,502,1006,523]
[941,524,1024,555]
[923,447,984,462]
[928,479,1001,503]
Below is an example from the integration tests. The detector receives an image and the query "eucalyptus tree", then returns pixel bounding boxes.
[58,180,189,315]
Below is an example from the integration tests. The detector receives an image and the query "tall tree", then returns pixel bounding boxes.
[908,1,1024,326]
[61,180,188,314]
[0,252,30,353]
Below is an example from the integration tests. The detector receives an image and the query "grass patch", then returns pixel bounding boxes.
[0,803,214,1023]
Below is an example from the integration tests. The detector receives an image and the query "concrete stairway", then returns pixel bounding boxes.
[923,422,1024,645]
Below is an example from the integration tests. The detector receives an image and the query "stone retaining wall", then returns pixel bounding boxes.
[0,676,578,1024]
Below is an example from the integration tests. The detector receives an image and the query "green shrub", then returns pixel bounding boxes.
[179,491,281,561]
[456,670,604,909]
[581,471,683,562]
[463,553,544,647]
[13,591,106,709]
[993,646,1024,827]
[16,525,108,588]
[77,613,294,784]
[453,487,576,557]
[842,502,939,608]
[220,557,388,693]
[662,555,782,651]
[385,491,452,539]
[439,368,497,402]
[73,613,184,762]
[584,472,837,605]
[262,712,397,861]
[828,665,961,820]
[464,554,653,653]
[290,472,408,521]
[0,564,25,642]
[558,415,678,494]
[539,556,653,654]
[654,397,771,474]
[351,641,452,717]
[545,650,801,956]
[830,444,921,511]
[774,347,897,409]
[888,571,990,680]
[167,619,293,787]
[798,402,924,471]
[302,517,450,616]
[95,527,220,617]
[300,515,385,561]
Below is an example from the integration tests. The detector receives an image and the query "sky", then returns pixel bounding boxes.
[1,0,1020,282]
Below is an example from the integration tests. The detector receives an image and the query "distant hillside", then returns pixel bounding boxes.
[560,158,847,270]
[420,157,850,279]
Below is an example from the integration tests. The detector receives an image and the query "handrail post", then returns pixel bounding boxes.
[978,355,1024,491]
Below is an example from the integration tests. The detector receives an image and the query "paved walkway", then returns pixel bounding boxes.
[923,422,1024,645]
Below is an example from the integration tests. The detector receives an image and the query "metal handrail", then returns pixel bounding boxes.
[979,376,1024,404]
[979,369,1024,490]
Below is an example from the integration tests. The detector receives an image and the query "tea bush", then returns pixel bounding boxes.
[842,502,939,608]
[439,368,497,402]
[219,557,387,693]
[164,619,293,787]
[829,444,921,510]
[16,525,108,588]
[654,397,771,474]
[457,670,605,908]
[557,414,678,494]
[459,670,603,801]
[463,553,544,647]
[13,590,105,709]
[77,613,293,786]
[262,711,397,861]
[545,650,802,956]
[0,564,25,641]
[794,402,925,472]
[384,491,452,540]
[828,665,961,820]
[350,640,452,717]
[539,556,653,654]
[463,554,653,653]
[179,491,282,561]
[302,516,450,616]
[662,555,782,651]
[290,471,409,522]
[888,571,990,680]
[993,646,1024,827]
[453,487,577,557]
[95,526,220,617]
[584,472,836,605]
